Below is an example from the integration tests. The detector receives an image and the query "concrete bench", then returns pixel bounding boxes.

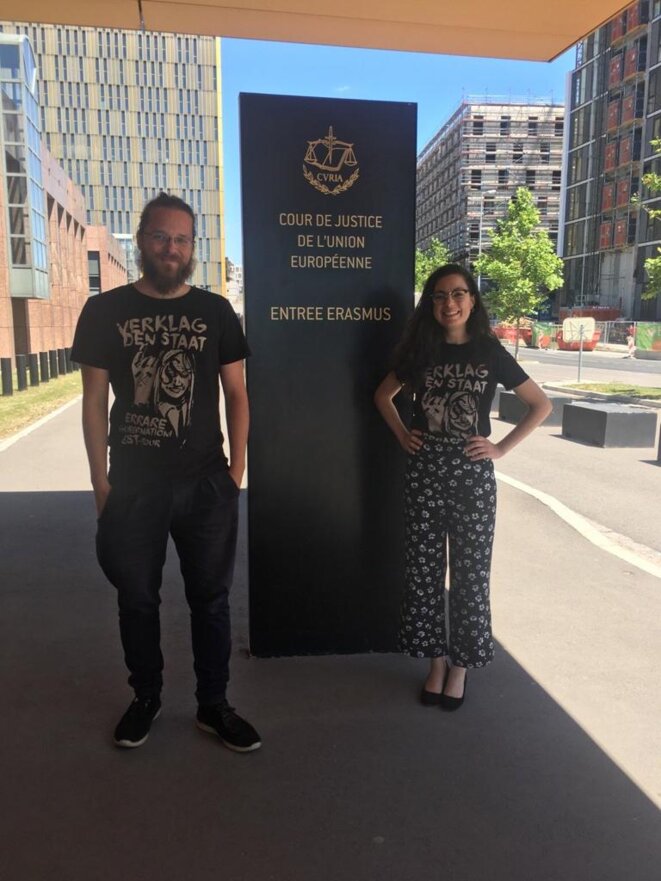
[498,390,573,427]
[562,402,658,448]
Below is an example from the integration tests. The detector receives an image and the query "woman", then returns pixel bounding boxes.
[374,264,551,710]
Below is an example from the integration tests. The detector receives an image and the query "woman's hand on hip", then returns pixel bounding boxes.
[464,436,503,461]
[400,428,424,455]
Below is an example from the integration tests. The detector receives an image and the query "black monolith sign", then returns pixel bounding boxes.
[241,93,416,656]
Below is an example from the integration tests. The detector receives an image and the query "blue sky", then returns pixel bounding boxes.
[220,38,576,264]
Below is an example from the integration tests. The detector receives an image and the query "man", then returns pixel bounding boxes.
[72,193,259,752]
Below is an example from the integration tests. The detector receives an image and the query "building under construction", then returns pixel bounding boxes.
[416,99,565,288]
[561,0,661,320]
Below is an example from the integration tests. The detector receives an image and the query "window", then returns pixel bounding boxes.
[513,143,523,163]
[540,143,551,164]
[552,170,562,191]
[470,169,482,189]
[526,169,536,189]
[472,115,484,136]
[572,70,584,108]
[635,80,646,119]
[585,32,596,61]
[500,115,511,136]
[643,206,661,242]
[633,127,642,161]
[485,143,496,163]
[555,117,564,137]
[88,250,101,295]
[567,183,587,221]
[528,116,538,136]
[564,222,585,257]
[498,169,509,189]
[571,106,592,147]
[647,67,661,114]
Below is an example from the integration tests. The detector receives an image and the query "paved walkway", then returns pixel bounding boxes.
[1,397,660,881]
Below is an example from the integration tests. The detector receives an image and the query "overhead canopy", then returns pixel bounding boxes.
[7,0,627,61]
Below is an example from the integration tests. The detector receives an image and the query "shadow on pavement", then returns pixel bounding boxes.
[1,490,659,881]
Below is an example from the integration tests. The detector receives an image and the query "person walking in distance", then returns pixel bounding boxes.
[374,264,551,710]
[72,193,260,751]
[626,325,635,359]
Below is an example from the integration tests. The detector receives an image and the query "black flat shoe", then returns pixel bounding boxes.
[420,687,443,706]
[420,663,448,706]
[440,672,468,711]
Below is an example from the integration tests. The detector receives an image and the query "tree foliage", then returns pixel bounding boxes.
[639,138,661,300]
[415,237,451,292]
[474,187,563,355]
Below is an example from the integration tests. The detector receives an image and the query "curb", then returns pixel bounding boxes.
[542,382,661,410]
[0,395,82,453]
[495,470,661,580]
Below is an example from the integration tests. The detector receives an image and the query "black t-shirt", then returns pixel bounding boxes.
[71,284,249,486]
[400,337,528,439]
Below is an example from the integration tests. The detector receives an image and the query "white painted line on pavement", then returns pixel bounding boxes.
[0,395,82,454]
[495,470,661,581]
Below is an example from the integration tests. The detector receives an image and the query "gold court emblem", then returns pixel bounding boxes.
[303,126,360,196]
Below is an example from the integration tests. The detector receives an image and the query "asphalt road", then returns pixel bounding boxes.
[508,345,661,377]
[491,354,661,555]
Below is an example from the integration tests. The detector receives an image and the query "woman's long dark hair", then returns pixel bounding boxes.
[392,263,495,389]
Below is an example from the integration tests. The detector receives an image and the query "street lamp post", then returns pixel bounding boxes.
[477,188,496,293]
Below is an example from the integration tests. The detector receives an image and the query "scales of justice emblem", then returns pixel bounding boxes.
[303,126,360,196]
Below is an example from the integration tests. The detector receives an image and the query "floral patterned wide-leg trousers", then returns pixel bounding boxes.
[399,436,496,667]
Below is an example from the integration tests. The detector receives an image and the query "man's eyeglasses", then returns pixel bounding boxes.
[143,232,194,248]
[431,288,470,304]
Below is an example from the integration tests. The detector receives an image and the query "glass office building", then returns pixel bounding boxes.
[1,23,226,292]
[1,34,49,298]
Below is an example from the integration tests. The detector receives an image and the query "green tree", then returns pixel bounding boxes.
[637,138,661,300]
[474,187,564,358]
[415,237,451,292]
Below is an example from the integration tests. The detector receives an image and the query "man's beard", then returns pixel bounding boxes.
[137,249,196,294]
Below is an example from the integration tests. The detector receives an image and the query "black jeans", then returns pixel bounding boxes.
[96,469,239,705]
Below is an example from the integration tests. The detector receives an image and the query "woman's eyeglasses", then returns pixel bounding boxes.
[431,288,470,304]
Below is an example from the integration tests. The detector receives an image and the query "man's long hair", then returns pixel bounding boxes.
[137,192,197,240]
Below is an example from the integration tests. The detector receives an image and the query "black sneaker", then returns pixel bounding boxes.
[196,701,261,752]
[113,696,161,748]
